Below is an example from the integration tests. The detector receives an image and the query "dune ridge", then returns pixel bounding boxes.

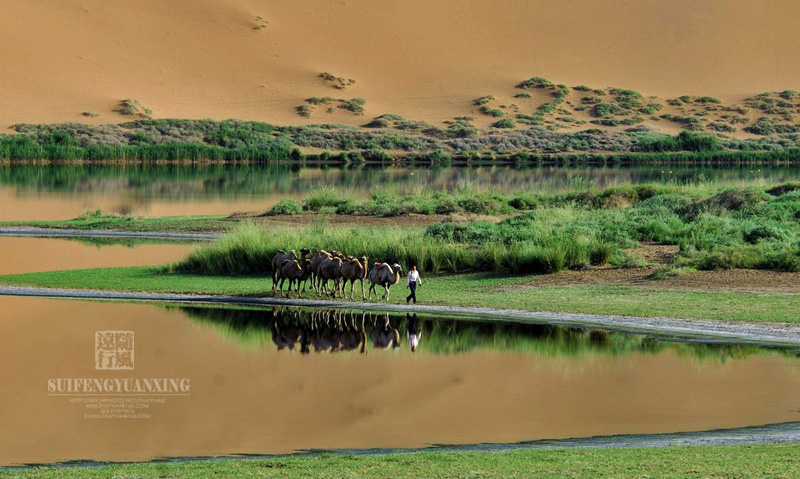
[2,0,799,136]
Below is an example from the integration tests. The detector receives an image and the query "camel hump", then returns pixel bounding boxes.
[374,262,383,269]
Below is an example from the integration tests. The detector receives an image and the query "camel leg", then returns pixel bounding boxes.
[360,279,365,300]
[350,281,355,301]
[385,285,391,302]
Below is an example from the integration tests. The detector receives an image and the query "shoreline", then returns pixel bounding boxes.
[2,285,799,347]
[0,226,218,241]
[3,421,800,471]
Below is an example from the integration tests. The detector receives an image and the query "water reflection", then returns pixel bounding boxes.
[0,236,196,274]
[3,164,800,220]
[3,296,800,466]
[177,306,799,363]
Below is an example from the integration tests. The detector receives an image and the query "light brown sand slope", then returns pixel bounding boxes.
[2,0,799,130]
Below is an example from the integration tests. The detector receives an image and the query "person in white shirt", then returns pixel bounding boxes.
[406,265,422,304]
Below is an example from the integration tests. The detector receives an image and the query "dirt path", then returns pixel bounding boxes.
[1,285,799,347]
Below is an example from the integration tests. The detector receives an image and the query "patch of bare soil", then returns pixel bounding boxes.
[512,244,800,294]
[226,213,504,228]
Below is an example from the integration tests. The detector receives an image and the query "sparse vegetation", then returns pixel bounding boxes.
[338,97,367,115]
[491,118,516,129]
[116,99,152,118]
[518,77,555,89]
[319,71,356,90]
[479,105,504,117]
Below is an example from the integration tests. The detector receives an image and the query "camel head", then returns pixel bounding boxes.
[392,263,402,274]
[300,247,311,258]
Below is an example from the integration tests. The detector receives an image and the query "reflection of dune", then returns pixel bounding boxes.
[3,1,800,129]
[177,305,795,362]
[3,164,800,221]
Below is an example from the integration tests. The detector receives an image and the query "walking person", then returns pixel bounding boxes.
[406,265,422,304]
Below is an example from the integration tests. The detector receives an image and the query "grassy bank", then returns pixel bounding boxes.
[0,211,232,233]
[3,443,800,478]
[1,266,798,322]
[5,180,800,276]
[175,181,800,276]
[6,119,800,163]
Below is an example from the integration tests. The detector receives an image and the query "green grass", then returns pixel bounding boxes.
[171,181,800,276]
[0,212,232,233]
[2,266,799,322]
[3,444,800,478]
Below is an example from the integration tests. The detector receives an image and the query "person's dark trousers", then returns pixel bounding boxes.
[406,281,417,303]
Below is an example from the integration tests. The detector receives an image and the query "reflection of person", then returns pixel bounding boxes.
[406,313,422,352]
[406,265,423,304]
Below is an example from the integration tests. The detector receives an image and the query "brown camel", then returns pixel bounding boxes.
[278,258,310,297]
[317,255,343,296]
[309,250,331,291]
[271,248,309,294]
[367,262,403,301]
[339,255,369,300]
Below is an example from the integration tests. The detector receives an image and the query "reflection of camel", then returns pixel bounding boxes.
[309,310,339,353]
[369,313,400,350]
[271,313,302,350]
[333,311,367,354]
[267,308,418,354]
[367,263,403,301]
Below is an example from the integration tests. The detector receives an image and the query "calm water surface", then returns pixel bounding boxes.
[0,237,197,274]
[2,298,798,465]
[2,164,799,221]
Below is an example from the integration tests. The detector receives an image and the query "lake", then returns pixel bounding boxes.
[2,163,800,221]
[1,298,798,465]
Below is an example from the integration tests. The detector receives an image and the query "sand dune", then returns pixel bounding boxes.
[2,0,799,130]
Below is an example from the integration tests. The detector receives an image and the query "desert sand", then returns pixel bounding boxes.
[2,0,799,130]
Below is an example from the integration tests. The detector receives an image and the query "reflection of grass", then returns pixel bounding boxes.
[64,236,199,248]
[1,214,231,233]
[2,266,800,323]
[11,443,800,476]
[176,304,796,362]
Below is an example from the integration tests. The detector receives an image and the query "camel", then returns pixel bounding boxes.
[271,248,309,294]
[367,262,403,301]
[338,255,369,300]
[278,258,311,297]
[316,255,343,296]
[309,250,331,291]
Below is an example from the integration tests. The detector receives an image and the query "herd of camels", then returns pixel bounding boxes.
[272,248,403,301]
